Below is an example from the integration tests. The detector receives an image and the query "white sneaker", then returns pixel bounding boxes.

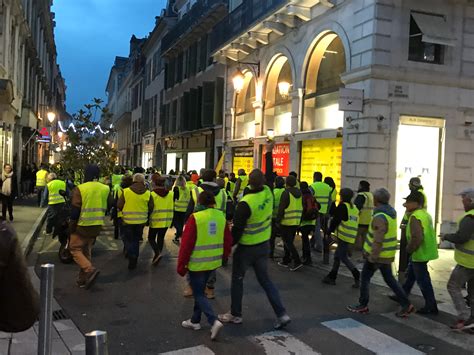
[210,320,223,340]
[181,319,201,330]
[218,312,243,324]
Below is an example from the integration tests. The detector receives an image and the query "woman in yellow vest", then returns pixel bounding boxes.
[390,191,438,314]
[42,173,66,235]
[35,164,49,207]
[441,187,474,330]
[348,188,415,317]
[322,188,360,287]
[354,180,374,250]
[270,176,285,259]
[148,175,174,265]
[172,175,190,245]
[177,191,232,340]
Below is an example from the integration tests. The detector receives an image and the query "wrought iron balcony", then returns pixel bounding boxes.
[161,0,228,55]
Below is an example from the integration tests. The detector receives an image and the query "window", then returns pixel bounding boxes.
[408,12,454,64]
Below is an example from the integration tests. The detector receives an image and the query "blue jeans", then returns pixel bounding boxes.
[186,269,216,288]
[359,261,409,307]
[403,261,437,309]
[122,224,144,258]
[230,242,286,317]
[189,271,217,325]
[311,215,325,250]
[329,240,358,279]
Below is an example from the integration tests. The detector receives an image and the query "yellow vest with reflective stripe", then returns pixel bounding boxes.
[364,212,398,258]
[227,181,235,195]
[150,192,174,228]
[112,174,123,192]
[236,175,248,199]
[454,210,474,268]
[77,181,110,226]
[337,203,359,244]
[175,186,190,212]
[240,185,273,245]
[188,208,226,272]
[357,192,374,225]
[116,188,123,218]
[272,188,284,218]
[406,209,438,262]
[36,170,48,187]
[281,192,303,226]
[192,186,227,213]
[47,180,66,205]
[122,188,151,225]
[311,182,332,214]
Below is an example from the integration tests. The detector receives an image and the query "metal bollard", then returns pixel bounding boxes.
[38,264,55,355]
[85,330,109,355]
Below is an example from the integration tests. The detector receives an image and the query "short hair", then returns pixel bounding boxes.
[133,173,145,183]
[216,177,225,188]
[198,190,216,207]
[313,172,322,181]
[202,169,217,182]
[238,169,246,176]
[47,173,57,180]
[151,173,165,187]
[286,175,297,187]
[275,176,285,188]
[374,188,391,204]
[289,171,297,178]
[340,188,354,202]
[248,169,265,188]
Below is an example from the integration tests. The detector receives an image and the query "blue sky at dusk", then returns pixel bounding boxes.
[52,0,167,114]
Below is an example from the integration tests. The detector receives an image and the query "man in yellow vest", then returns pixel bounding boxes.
[117,173,154,270]
[270,176,285,259]
[275,175,303,271]
[35,164,49,207]
[172,175,191,245]
[309,172,332,254]
[219,169,291,330]
[441,187,474,330]
[111,165,124,195]
[322,188,360,287]
[354,180,374,250]
[41,173,66,236]
[232,169,248,201]
[347,188,415,317]
[177,191,232,340]
[389,191,439,314]
[69,165,110,289]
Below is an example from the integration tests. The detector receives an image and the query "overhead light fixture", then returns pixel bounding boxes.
[266,129,275,141]
[278,81,291,99]
[47,111,56,123]
[233,69,245,94]
[325,50,338,54]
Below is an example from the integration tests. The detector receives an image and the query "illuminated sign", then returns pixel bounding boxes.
[36,127,51,143]
[261,143,290,176]
[233,148,253,173]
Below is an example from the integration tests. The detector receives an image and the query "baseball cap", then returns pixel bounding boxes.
[457,187,474,199]
[404,191,424,205]
[409,177,421,187]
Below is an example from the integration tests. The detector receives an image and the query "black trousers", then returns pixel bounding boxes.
[148,228,168,254]
[1,194,13,219]
[280,225,301,265]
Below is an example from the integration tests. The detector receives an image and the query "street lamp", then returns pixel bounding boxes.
[266,129,275,141]
[232,69,245,94]
[47,111,56,123]
[278,81,291,99]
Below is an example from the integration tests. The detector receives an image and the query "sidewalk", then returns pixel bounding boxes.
[0,197,85,355]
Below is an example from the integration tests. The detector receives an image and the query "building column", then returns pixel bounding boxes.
[253,99,264,168]
[289,88,303,173]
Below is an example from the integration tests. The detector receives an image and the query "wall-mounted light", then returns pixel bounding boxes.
[233,69,245,94]
[58,131,64,139]
[47,111,56,123]
[278,81,291,99]
[266,129,274,141]
[105,140,111,145]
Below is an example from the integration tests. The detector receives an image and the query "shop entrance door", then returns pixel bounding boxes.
[395,117,444,232]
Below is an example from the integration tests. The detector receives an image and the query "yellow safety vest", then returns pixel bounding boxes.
[236,175,248,199]
[175,186,190,212]
[240,185,273,245]
[116,188,123,218]
[150,192,174,228]
[192,186,227,213]
[77,181,110,227]
[336,202,359,244]
[188,208,226,272]
[122,188,151,225]
[357,192,374,225]
[272,188,284,218]
[112,174,123,192]
[364,212,398,259]
[36,170,48,187]
[47,180,66,205]
[406,209,438,262]
[281,192,303,226]
[454,210,474,268]
[311,182,332,214]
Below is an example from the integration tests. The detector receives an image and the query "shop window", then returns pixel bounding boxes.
[264,56,293,137]
[303,34,345,131]
[234,71,256,139]
[408,12,447,64]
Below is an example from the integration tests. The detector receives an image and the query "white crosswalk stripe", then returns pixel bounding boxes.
[321,318,425,355]
[382,312,474,352]
[160,345,215,355]
[253,330,321,354]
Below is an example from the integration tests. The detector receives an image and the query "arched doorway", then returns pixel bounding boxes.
[234,71,256,139]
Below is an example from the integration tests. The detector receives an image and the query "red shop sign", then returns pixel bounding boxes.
[261,143,290,176]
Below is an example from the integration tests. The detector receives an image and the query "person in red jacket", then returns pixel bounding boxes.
[177,190,232,340]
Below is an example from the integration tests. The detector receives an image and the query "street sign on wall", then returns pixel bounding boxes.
[261,143,290,176]
[338,88,364,112]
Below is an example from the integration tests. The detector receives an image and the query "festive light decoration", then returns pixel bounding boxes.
[58,121,113,135]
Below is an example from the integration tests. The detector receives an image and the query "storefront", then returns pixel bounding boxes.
[232,147,254,173]
[142,134,155,169]
[299,138,342,186]
[261,142,290,176]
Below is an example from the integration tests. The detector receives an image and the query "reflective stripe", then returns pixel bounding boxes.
[339,222,358,232]
[337,230,356,240]
[316,196,330,201]
[151,209,174,214]
[82,208,106,212]
[455,245,474,255]
[244,221,272,235]
[151,218,173,222]
[189,255,223,263]
[124,217,148,221]
[194,243,224,251]
[364,238,397,251]
[246,216,272,229]
[122,212,148,215]
[79,217,104,221]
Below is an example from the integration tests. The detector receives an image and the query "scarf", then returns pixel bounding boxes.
[2,172,13,196]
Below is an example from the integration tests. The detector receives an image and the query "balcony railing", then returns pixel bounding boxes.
[161,0,228,53]
[211,0,287,53]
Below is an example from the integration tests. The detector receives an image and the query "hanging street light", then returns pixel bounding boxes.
[278,81,291,99]
[232,69,245,94]
[47,111,56,123]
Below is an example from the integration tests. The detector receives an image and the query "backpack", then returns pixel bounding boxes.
[302,192,319,220]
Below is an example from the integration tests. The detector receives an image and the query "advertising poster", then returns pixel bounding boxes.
[300,138,342,188]
[232,148,254,173]
[261,143,290,176]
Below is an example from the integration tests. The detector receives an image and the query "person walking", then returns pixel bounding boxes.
[69,165,110,289]
[20,164,32,198]
[276,175,303,271]
[322,188,360,287]
[1,164,17,221]
[299,181,319,265]
[354,180,374,250]
[310,172,332,252]
[35,164,48,206]
[177,191,232,340]
[117,173,153,270]
[232,169,249,201]
[149,175,174,265]
[172,175,190,245]
[41,173,66,235]
[347,188,415,317]
[389,191,438,314]
[270,176,285,259]
[441,187,474,330]
[218,169,291,330]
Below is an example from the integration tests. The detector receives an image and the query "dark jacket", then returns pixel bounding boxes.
[117,181,154,213]
[328,202,349,235]
[0,222,39,332]
[276,187,302,224]
[443,211,474,245]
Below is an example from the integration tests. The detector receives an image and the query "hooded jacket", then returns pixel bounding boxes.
[366,203,397,264]
[117,182,154,214]
[276,187,302,224]
[185,182,222,221]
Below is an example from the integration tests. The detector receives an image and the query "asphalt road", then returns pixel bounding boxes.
[33,222,474,355]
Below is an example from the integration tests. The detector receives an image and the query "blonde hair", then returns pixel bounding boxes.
[174,175,186,189]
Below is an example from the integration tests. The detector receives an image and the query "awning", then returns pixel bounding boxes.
[411,12,456,46]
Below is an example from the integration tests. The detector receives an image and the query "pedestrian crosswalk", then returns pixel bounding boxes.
[158,314,472,354]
